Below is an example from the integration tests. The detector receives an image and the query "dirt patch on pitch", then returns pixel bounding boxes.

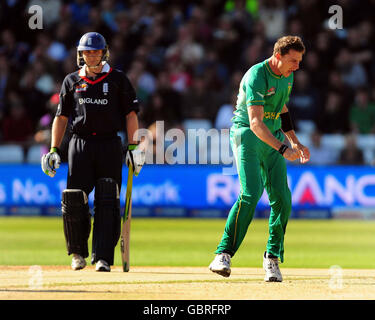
[0,266,375,300]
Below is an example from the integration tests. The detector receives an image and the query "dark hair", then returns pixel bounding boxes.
[273,35,306,56]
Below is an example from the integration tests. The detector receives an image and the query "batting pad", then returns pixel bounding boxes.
[61,189,91,258]
[91,178,121,265]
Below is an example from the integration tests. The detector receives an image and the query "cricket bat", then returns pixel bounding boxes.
[120,165,134,272]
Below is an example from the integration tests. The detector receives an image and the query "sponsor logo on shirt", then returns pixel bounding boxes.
[75,84,88,92]
[78,97,108,105]
[264,112,280,120]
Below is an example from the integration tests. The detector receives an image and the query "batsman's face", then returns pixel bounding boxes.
[82,49,103,67]
[277,50,303,77]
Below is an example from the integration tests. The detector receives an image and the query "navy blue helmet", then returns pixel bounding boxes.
[77,32,109,67]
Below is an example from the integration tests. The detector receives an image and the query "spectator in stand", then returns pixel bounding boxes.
[237,36,266,72]
[287,69,320,132]
[304,50,329,91]
[194,48,229,92]
[338,133,364,165]
[346,25,373,82]
[326,70,354,109]
[211,13,240,71]
[19,68,48,123]
[314,31,338,72]
[141,90,182,131]
[127,58,156,104]
[82,6,113,41]
[220,70,243,108]
[357,20,375,83]
[181,75,219,122]
[34,93,70,162]
[316,90,350,134]
[68,0,92,27]
[0,53,19,121]
[224,0,254,39]
[188,5,213,44]
[0,29,30,71]
[258,0,286,41]
[335,48,367,90]
[0,1,26,34]
[165,58,192,93]
[349,87,375,134]
[165,23,205,68]
[288,0,324,41]
[215,91,236,130]
[150,70,183,128]
[2,100,33,144]
[34,93,57,153]
[100,0,125,32]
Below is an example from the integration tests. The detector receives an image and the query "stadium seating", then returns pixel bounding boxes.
[321,134,346,151]
[357,135,375,165]
[0,145,24,163]
[26,144,44,164]
[183,119,213,132]
[183,119,213,164]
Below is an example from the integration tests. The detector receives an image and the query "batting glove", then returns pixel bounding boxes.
[125,144,145,176]
[41,147,61,178]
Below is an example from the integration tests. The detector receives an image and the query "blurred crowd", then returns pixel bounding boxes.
[1,0,375,165]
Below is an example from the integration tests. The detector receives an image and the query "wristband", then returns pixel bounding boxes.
[278,144,288,155]
[50,147,60,154]
[128,144,138,151]
[280,112,294,132]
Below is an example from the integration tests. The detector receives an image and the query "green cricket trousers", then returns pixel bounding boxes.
[215,124,292,262]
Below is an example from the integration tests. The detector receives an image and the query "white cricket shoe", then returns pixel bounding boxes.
[96,259,111,272]
[209,253,231,277]
[263,251,283,282]
[71,254,86,270]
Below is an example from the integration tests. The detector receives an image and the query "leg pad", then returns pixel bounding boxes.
[62,189,91,258]
[92,178,121,265]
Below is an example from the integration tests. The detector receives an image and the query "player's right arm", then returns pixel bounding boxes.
[41,74,72,177]
[248,106,299,161]
[51,115,68,148]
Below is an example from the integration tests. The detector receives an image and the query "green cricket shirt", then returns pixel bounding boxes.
[233,59,294,133]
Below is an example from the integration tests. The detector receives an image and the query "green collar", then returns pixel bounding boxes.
[265,59,282,79]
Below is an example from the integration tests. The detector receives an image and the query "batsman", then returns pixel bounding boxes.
[41,32,145,272]
[209,36,310,282]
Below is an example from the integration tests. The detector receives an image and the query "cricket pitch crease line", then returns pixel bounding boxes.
[0,276,334,290]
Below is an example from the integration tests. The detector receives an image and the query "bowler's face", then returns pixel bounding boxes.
[277,49,303,77]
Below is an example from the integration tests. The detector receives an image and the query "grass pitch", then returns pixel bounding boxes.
[0,217,374,269]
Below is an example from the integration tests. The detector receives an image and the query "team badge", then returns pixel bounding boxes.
[288,83,292,95]
[265,87,276,96]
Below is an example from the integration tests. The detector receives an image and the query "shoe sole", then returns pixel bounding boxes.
[71,265,85,271]
[209,266,231,278]
[71,262,86,270]
[96,267,110,272]
[264,276,282,282]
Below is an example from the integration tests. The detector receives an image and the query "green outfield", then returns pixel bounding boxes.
[0,217,374,269]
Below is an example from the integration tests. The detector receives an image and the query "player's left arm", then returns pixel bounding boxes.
[125,110,146,175]
[280,104,310,164]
